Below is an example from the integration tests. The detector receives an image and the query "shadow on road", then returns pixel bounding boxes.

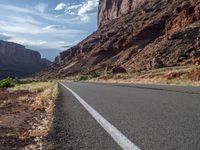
[85,82,200,94]
[113,84,200,94]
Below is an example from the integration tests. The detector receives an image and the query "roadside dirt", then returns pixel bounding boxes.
[0,89,54,150]
[89,66,200,86]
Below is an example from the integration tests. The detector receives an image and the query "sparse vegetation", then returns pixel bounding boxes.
[88,65,200,86]
[0,81,58,149]
[71,72,101,81]
[90,72,100,78]
[0,77,15,88]
[79,76,88,81]
[0,77,51,89]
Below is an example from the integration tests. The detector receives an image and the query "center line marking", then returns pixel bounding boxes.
[60,83,141,150]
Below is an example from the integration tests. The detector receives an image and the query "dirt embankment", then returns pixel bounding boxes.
[87,65,200,86]
[0,82,58,150]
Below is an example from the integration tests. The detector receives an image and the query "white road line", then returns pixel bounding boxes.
[60,83,141,150]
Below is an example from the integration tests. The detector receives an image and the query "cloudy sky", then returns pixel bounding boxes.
[0,0,99,60]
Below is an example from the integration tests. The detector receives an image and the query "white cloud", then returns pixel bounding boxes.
[0,4,74,24]
[78,0,99,21]
[55,0,99,22]
[11,39,47,47]
[8,38,76,51]
[64,4,82,15]
[0,33,13,40]
[43,25,85,35]
[0,4,32,14]
[43,25,66,30]
[0,2,96,60]
[67,4,82,10]
[35,3,48,13]
[8,15,42,25]
[0,21,84,35]
[55,3,67,10]
[0,22,42,35]
[0,3,88,35]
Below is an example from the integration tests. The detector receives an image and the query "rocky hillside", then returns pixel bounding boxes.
[0,40,51,78]
[39,0,200,79]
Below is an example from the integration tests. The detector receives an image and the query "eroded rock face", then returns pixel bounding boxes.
[98,0,147,27]
[38,0,200,79]
[0,40,51,78]
[166,0,200,34]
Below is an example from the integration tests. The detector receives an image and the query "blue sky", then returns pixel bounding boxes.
[0,0,99,60]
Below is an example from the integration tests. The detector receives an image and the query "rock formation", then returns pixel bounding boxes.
[98,0,147,27]
[38,0,200,79]
[0,40,51,78]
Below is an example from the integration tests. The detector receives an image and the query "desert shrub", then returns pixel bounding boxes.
[14,79,36,85]
[13,78,50,85]
[0,77,15,88]
[79,76,88,81]
[90,72,100,78]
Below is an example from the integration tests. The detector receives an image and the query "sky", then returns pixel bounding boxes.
[0,0,99,60]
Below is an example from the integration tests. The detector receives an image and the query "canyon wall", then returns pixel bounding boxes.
[0,40,51,78]
[38,0,200,79]
[98,0,147,27]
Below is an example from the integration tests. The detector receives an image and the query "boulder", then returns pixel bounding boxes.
[111,66,127,74]
[148,58,164,69]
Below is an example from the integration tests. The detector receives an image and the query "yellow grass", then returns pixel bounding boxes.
[14,81,58,110]
[90,65,200,86]
[34,82,58,109]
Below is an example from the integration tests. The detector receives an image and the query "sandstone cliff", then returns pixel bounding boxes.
[98,0,146,27]
[0,40,51,78]
[38,0,200,79]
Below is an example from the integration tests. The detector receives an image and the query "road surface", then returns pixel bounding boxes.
[48,82,200,150]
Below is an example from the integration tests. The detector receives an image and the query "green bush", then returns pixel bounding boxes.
[90,72,100,78]
[0,77,15,88]
[79,76,88,81]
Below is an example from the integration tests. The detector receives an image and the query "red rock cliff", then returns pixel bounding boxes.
[38,0,200,79]
[0,40,51,78]
[98,0,147,27]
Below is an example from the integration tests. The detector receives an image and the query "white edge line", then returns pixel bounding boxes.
[60,82,141,150]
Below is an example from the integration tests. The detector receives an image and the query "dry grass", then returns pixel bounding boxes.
[0,81,58,150]
[14,82,55,92]
[14,82,58,109]
[90,65,200,86]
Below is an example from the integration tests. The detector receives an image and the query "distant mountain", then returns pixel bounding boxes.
[0,40,51,78]
[39,0,200,78]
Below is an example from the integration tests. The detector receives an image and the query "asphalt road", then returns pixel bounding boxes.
[51,82,200,150]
